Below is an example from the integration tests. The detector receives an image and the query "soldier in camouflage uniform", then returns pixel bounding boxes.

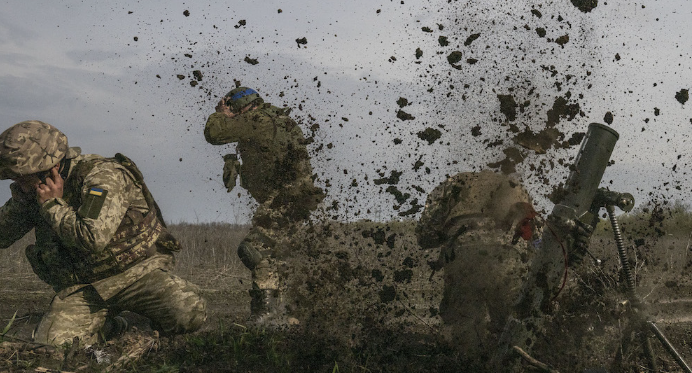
[204,86,324,321]
[416,170,541,368]
[0,120,206,346]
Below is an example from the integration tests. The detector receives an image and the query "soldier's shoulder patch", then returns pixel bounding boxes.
[78,188,109,219]
[89,188,104,196]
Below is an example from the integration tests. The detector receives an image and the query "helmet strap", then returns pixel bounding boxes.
[58,157,71,180]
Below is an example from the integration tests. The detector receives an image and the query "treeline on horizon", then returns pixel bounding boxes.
[169,198,692,237]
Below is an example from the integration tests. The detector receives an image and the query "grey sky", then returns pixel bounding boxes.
[0,0,690,223]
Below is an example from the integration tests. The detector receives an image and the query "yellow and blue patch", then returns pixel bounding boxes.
[79,188,108,219]
[89,188,104,196]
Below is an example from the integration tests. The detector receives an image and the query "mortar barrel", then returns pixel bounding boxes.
[560,123,619,218]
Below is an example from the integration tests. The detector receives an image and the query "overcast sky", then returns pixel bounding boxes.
[0,0,690,224]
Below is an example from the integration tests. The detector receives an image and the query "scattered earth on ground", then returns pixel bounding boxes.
[3,209,692,372]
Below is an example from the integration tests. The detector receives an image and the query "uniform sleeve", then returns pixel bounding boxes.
[38,162,137,254]
[0,183,36,248]
[204,112,248,145]
[416,179,453,249]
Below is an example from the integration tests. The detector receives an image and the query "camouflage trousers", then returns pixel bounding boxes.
[238,184,322,291]
[238,224,289,291]
[33,269,207,346]
[436,236,532,366]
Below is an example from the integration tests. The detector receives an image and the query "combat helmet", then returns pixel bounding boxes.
[0,120,69,180]
[225,87,263,113]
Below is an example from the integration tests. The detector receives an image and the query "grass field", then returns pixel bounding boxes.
[1,204,692,372]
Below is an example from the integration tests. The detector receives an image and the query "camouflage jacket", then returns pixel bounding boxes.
[416,170,539,250]
[204,104,317,203]
[0,149,175,297]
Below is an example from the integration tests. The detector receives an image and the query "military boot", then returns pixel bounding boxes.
[101,315,129,341]
[249,289,279,320]
[248,289,299,327]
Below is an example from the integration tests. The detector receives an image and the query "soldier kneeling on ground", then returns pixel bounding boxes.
[0,120,206,346]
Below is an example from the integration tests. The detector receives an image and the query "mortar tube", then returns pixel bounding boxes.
[498,123,621,365]
[559,123,619,218]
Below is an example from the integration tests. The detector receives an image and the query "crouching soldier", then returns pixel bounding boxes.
[416,170,541,369]
[0,120,206,346]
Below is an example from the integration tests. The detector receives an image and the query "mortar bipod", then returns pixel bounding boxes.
[593,189,692,373]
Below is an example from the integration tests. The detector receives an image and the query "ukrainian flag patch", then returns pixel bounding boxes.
[79,188,108,219]
[89,188,104,196]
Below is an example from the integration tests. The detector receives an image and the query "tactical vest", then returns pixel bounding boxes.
[41,153,180,287]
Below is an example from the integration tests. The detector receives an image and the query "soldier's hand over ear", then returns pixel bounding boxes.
[37,167,64,205]
[215,97,236,118]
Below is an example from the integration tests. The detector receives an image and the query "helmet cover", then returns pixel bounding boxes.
[224,87,262,112]
[0,120,68,179]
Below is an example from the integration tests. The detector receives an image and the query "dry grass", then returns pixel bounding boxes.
[0,223,249,277]
[0,232,35,275]
[166,222,248,276]
[2,206,692,372]
[0,223,251,335]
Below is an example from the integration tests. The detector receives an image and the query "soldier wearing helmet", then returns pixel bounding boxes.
[204,85,325,323]
[0,120,206,346]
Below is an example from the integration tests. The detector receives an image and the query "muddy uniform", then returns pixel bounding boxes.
[205,104,324,291]
[0,149,206,346]
[416,171,539,367]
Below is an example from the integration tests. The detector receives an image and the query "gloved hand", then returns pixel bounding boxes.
[222,153,241,192]
[573,219,594,252]
[568,219,595,265]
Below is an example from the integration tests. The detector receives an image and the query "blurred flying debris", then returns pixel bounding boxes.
[571,0,598,13]
[447,51,463,70]
[555,34,569,46]
[397,110,415,121]
[497,95,518,122]
[417,128,442,145]
[464,33,481,46]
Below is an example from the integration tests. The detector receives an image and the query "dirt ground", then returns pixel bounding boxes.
[532,230,692,373]
[0,266,252,342]
[2,219,692,372]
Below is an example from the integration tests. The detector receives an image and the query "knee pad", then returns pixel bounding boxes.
[237,241,263,270]
[180,295,207,333]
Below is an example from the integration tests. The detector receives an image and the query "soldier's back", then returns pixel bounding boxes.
[417,171,537,367]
